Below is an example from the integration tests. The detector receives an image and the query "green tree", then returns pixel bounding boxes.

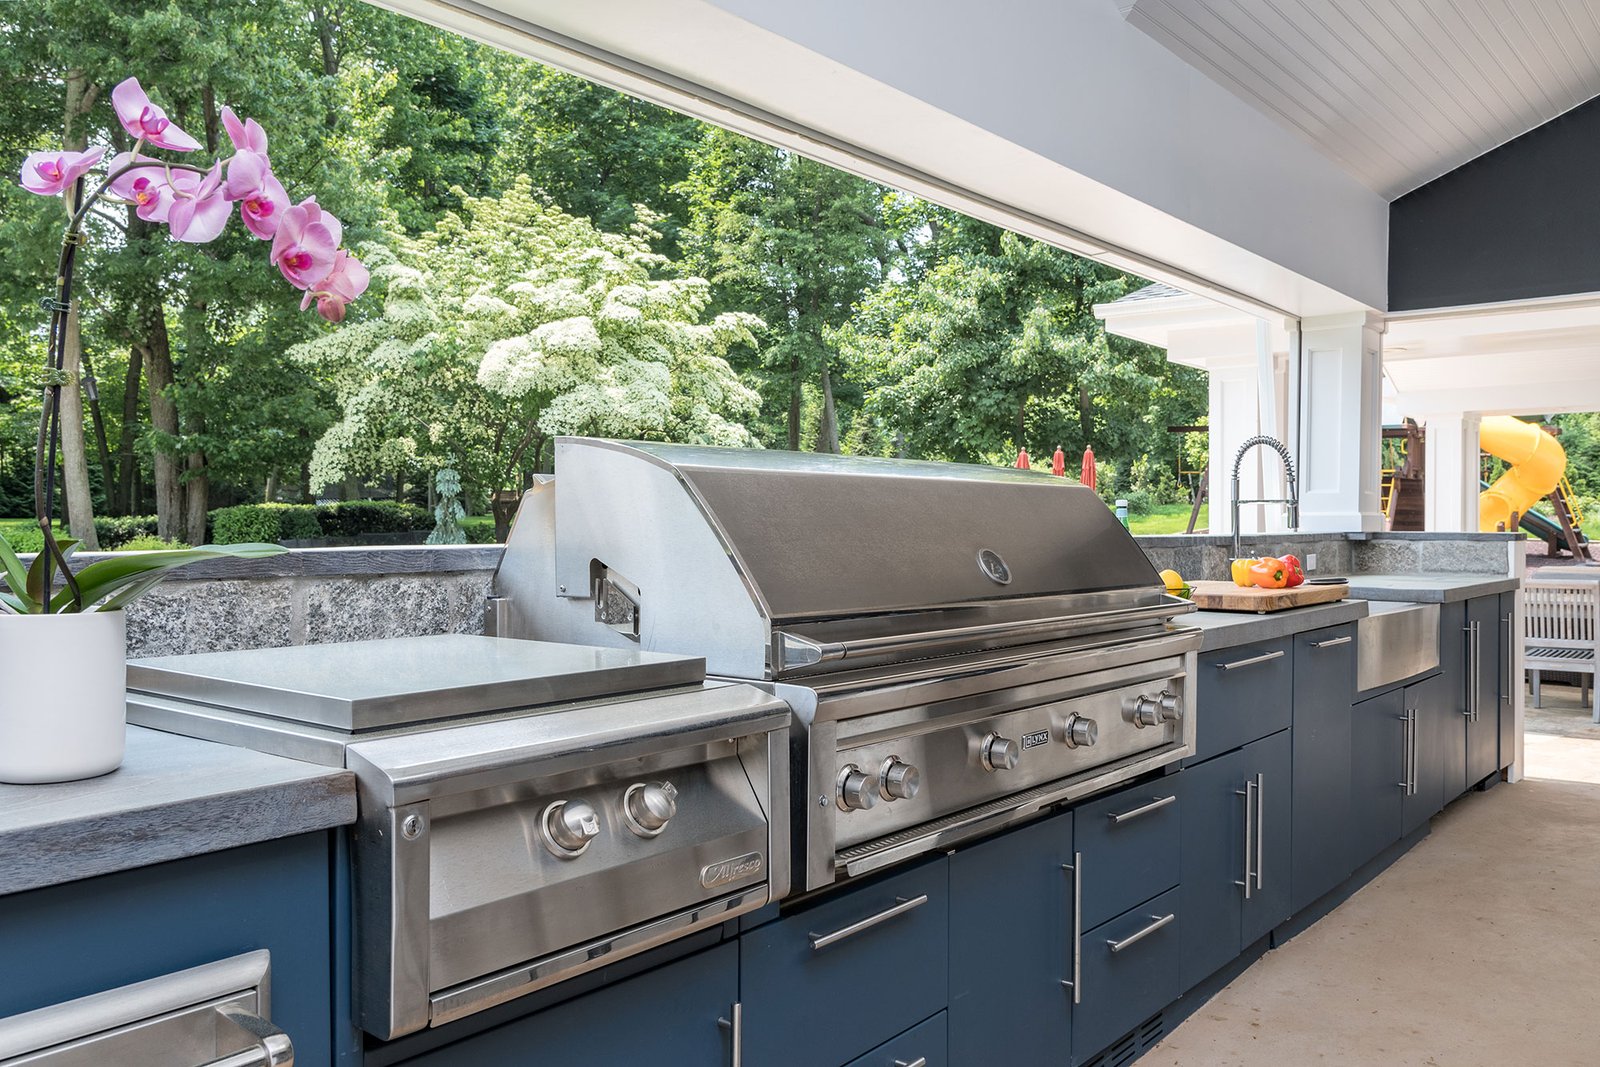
[289,178,762,514]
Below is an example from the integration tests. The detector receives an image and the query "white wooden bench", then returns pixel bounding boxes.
[1524,579,1600,723]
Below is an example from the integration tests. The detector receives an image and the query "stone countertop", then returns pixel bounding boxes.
[0,726,355,896]
[1174,597,1370,652]
[1343,573,1520,602]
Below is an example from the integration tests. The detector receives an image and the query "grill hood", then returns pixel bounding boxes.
[494,438,1185,679]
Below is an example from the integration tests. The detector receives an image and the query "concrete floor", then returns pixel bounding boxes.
[1150,687,1600,1066]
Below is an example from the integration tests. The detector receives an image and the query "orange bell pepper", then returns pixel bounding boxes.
[1250,558,1288,589]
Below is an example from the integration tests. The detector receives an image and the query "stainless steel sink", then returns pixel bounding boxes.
[1357,602,1440,693]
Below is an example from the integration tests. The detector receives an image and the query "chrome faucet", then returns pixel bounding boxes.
[1231,435,1299,561]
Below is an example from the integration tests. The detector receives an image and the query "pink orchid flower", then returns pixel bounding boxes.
[270,199,340,289]
[222,151,288,239]
[167,163,231,243]
[300,250,370,323]
[219,106,268,155]
[105,151,177,222]
[111,77,201,152]
[19,147,105,196]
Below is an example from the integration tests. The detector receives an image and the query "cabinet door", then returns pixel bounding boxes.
[1072,778,1181,931]
[1072,887,1182,1064]
[1465,595,1501,787]
[1194,640,1293,762]
[1350,689,1404,869]
[1240,729,1292,947]
[949,814,1071,1066]
[1437,601,1469,800]
[1498,591,1517,774]
[1404,672,1450,834]
[846,1012,947,1067]
[741,857,948,1067]
[402,942,737,1066]
[1290,625,1355,914]
[1176,748,1246,991]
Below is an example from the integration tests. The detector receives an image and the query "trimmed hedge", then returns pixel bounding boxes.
[209,500,433,545]
[94,514,161,549]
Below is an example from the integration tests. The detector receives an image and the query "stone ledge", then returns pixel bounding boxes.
[31,543,504,582]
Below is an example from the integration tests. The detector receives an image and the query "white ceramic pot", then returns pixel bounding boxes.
[0,609,127,783]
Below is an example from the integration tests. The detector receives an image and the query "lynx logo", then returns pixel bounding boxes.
[701,852,764,889]
[977,548,1012,585]
[1022,729,1050,750]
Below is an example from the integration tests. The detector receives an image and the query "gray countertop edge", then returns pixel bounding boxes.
[1174,598,1371,652]
[0,727,356,897]
[1344,574,1522,602]
[22,543,504,583]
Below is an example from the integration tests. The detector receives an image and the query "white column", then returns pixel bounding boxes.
[1207,355,1261,536]
[1291,312,1385,533]
[1420,412,1482,532]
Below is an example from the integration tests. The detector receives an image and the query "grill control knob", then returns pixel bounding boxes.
[1132,695,1163,728]
[624,781,678,837]
[981,733,1021,772]
[1063,714,1099,748]
[837,765,880,812]
[544,800,601,856]
[1158,689,1183,719]
[879,758,922,801]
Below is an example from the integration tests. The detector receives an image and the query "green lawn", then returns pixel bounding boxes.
[1127,503,1207,536]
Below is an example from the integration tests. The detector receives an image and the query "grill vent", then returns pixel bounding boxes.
[1081,1011,1166,1067]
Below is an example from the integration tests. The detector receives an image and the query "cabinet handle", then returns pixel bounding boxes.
[809,894,927,951]
[1410,710,1419,796]
[893,1059,928,1067]
[1254,773,1265,891]
[1502,615,1513,705]
[1059,852,1082,1005]
[1106,912,1176,953]
[1310,635,1352,648]
[717,1002,742,1067]
[1397,711,1412,792]
[1107,794,1176,824]
[1214,649,1286,672]
[1234,780,1254,900]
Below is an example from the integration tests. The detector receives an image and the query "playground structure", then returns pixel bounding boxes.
[1381,416,1590,559]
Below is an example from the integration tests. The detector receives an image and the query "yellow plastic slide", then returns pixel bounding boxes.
[1478,415,1566,532]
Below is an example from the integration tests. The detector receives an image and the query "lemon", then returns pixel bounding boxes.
[1158,568,1185,593]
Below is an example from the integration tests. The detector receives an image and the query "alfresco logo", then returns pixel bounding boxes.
[701,851,763,889]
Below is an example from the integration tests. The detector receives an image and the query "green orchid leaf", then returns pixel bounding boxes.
[0,536,38,614]
[92,574,169,614]
[70,542,287,612]
[0,591,27,615]
[26,537,82,605]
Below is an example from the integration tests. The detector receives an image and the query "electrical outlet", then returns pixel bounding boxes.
[1306,552,1318,570]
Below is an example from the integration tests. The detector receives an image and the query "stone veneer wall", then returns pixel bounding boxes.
[1134,531,1519,583]
[105,545,503,658]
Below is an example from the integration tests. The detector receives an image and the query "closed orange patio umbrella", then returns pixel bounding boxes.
[1081,447,1097,490]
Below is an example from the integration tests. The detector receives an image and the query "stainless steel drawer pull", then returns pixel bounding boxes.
[809,894,928,951]
[1106,912,1175,953]
[893,1059,928,1067]
[1059,853,1083,1005]
[718,1002,743,1067]
[1215,650,1286,671]
[1310,635,1352,648]
[1107,794,1177,823]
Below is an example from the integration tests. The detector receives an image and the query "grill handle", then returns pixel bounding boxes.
[775,597,1194,671]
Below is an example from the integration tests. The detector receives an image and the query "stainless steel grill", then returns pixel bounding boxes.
[494,438,1200,892]
[124,635,788,1040]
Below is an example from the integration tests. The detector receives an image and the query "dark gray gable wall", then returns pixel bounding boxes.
[1389,93,1600,311]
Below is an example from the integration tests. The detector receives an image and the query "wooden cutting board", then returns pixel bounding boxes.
[1187,580,1349,613]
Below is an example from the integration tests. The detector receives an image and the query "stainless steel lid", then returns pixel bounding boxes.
[127,634,705,732]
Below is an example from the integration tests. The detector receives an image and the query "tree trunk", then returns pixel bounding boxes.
[264,472,278,504]
[1078,382,1094,449]
[183,407,208,547]
[117,344,144,515]
[817,363,840,454]
[144,308,183,541]
[80,344,115,506]
[299,461,313,503]
[1016,395,1028,451]
[787,352,802,451]
[57,70,100,549]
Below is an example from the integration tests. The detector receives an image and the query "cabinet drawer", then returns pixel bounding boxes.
[1073,779,1181,930]
[845,1012,947,1067]
[741,857,948,1067]
[1072,886,1182,1063]
[1195,638,1293,761]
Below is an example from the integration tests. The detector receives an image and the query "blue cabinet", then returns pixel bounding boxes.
[400,942,737,1066]
[1350,687,1405,867]
[1072,778,1181,931]
[1404,671,1452,835]
[949,813,1072,1065]
[1289,624,1356,913]
[1177,730,1290,991]
[1437,601,1469,798]
[1072,886,1182,1063]
[741,856,948,1067]
[0,833,335,1067]
[847,1012,946,1067]
[1465,595,1502,788]
[1193,639,1293,762]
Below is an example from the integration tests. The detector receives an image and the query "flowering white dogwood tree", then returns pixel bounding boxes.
[291,177,761,501]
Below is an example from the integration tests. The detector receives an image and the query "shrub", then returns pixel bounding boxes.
[462,515,500,543]
[0,525,43,554]
[116,535,191,551]
[210,503,321,544]
[94,514,160,549]
[318,500,430,537]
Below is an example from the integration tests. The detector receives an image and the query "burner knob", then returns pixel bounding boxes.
[1158,689,1183,719]
[1063,714,1098,748]
[1132,695,1162,728]
[879,758,921,801]
[837,765,880,812]
[981,733,1021,772]
[624,781,678,836]
[544,800,601,856]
